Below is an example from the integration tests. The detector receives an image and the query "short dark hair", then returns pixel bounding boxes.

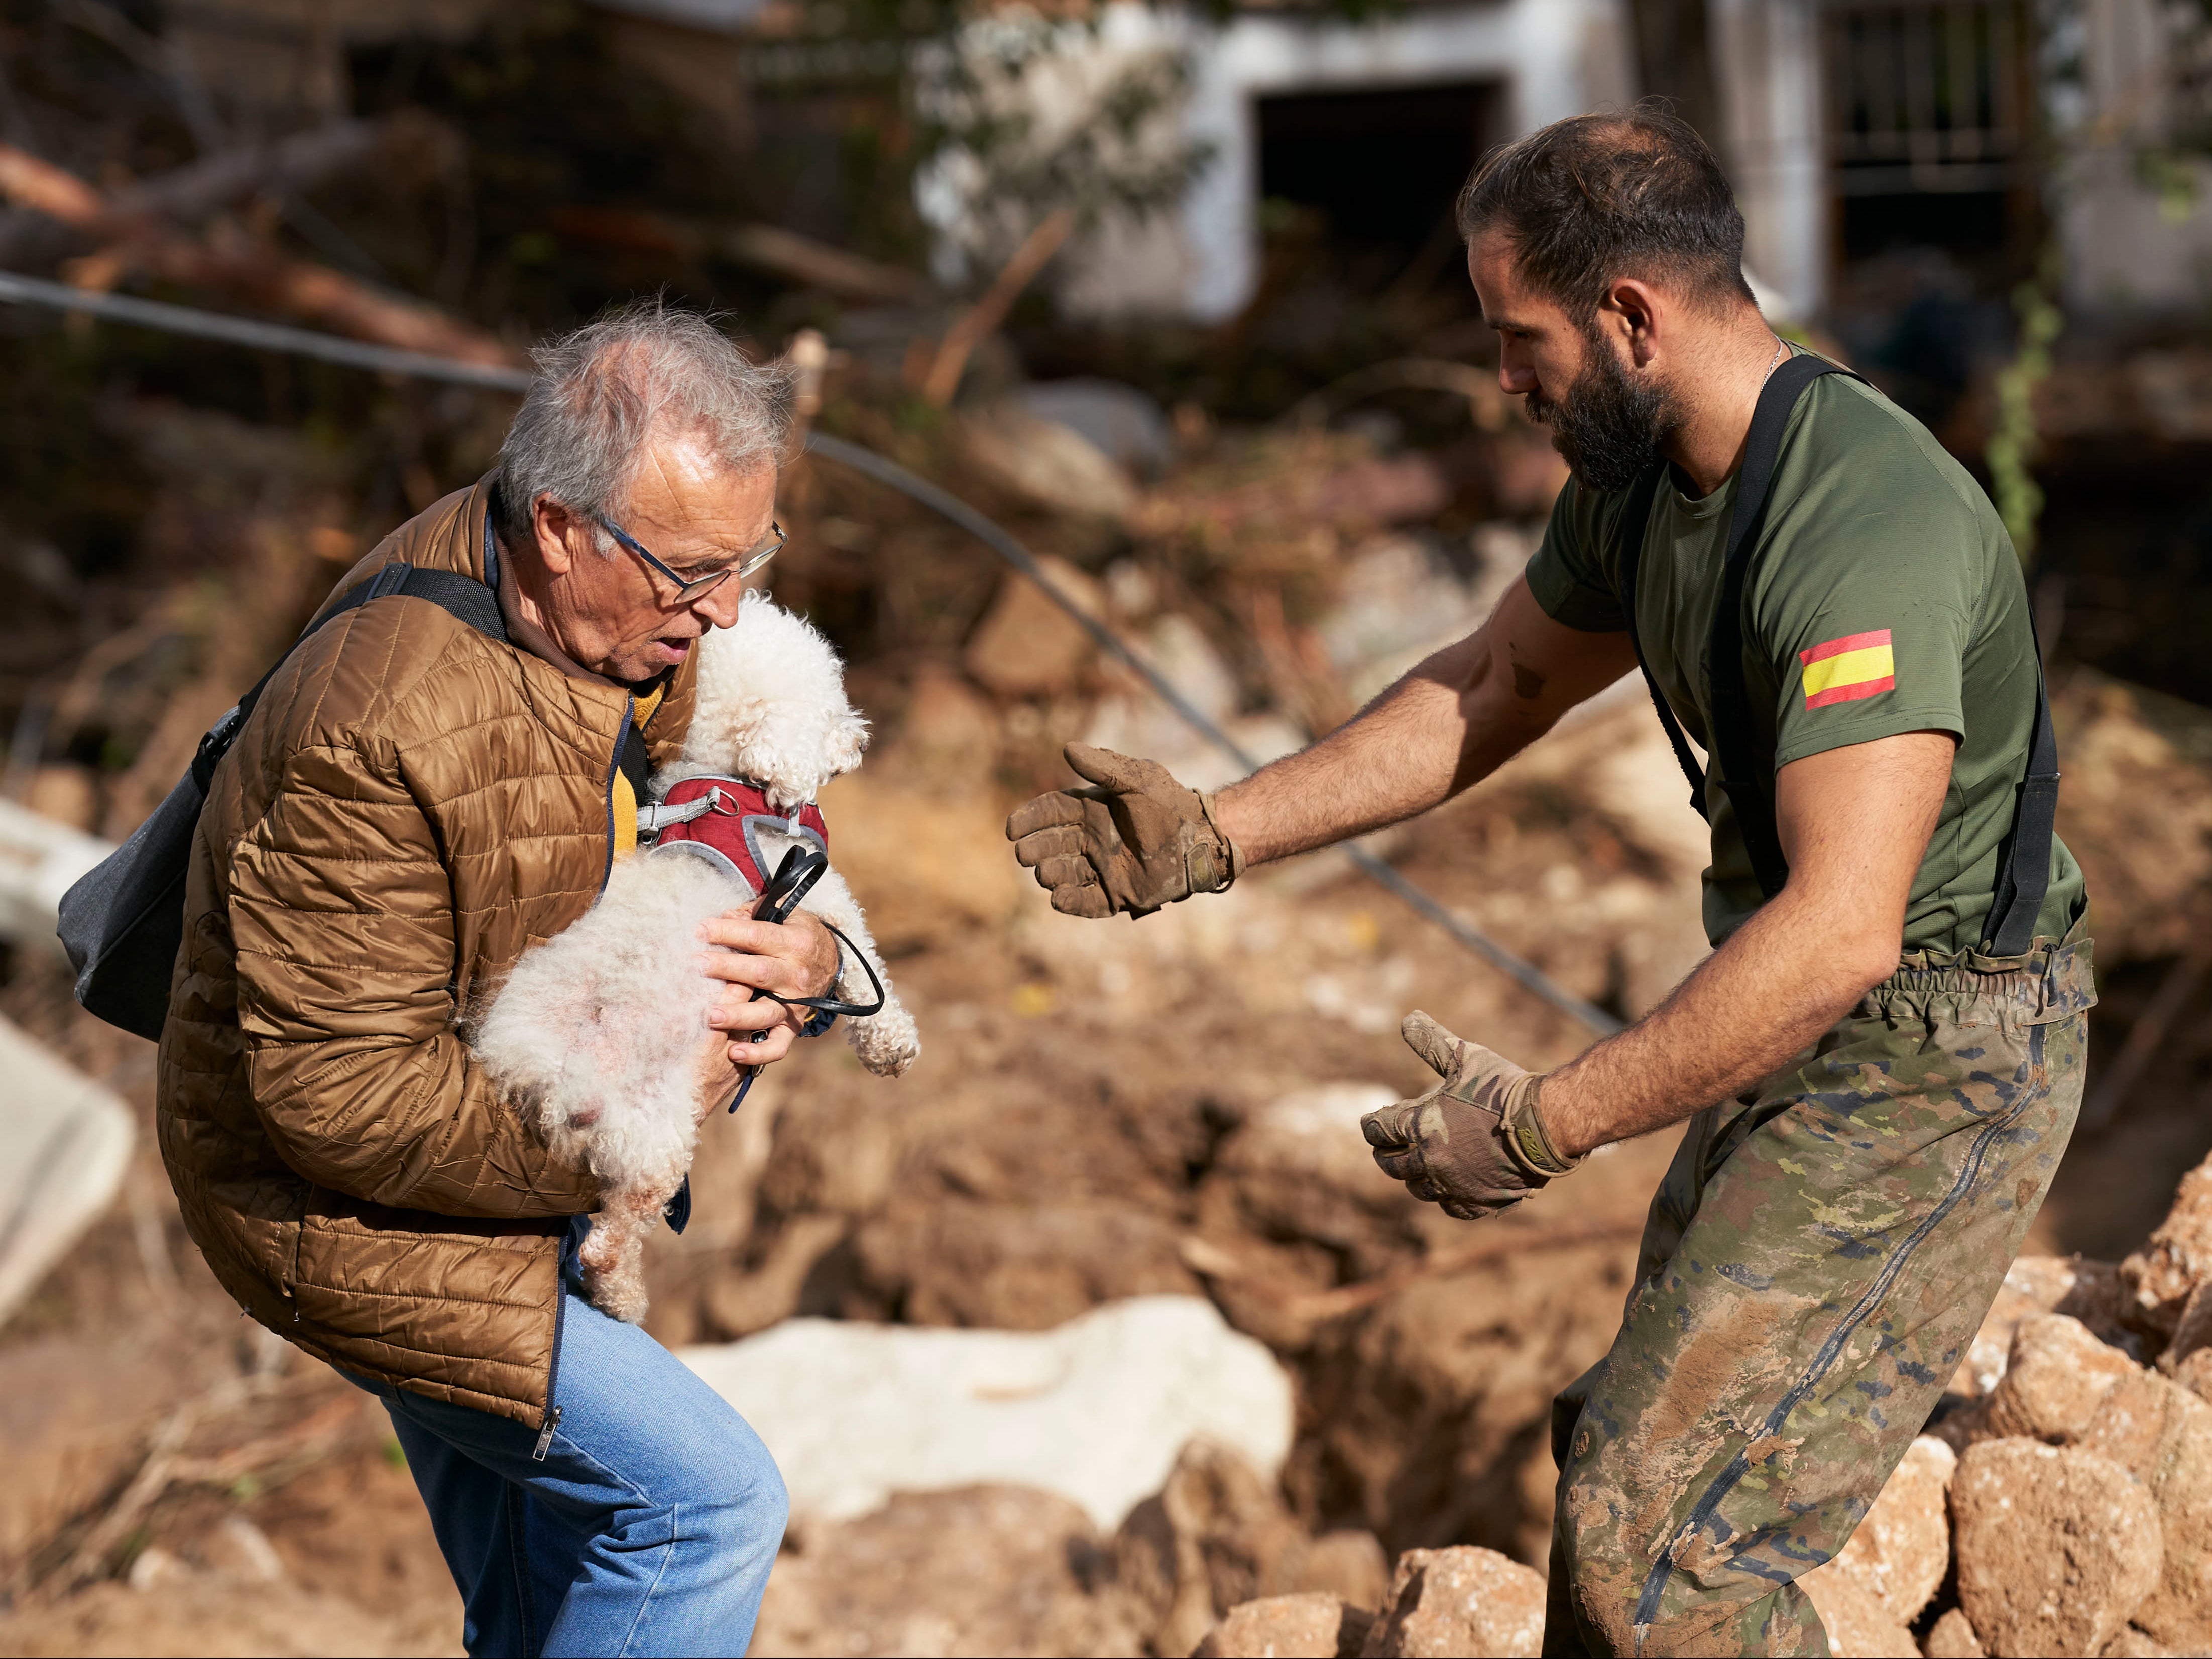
[1456,103,1756,320]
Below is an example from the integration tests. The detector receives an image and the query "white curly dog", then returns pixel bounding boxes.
[472,593,919,1321]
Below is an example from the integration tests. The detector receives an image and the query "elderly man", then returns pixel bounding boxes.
[1010,110,2089,1655]
[156,306,835,1657]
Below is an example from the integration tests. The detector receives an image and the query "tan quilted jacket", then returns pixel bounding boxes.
[155,478,696,1428]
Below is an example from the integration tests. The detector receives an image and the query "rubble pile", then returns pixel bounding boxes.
[1162,1162,2212,1659]
[3,232,2212,1659]
[6,395,2212,1652]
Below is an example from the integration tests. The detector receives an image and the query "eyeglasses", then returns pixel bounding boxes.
[600,516,786,601]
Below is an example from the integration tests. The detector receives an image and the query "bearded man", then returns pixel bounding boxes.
[1007,109,2091,1655]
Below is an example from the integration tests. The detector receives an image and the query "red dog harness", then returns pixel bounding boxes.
[640,775,829,897]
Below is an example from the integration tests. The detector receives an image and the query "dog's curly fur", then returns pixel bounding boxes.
[471,594,918,1321]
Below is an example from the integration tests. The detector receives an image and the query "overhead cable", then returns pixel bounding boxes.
[0,270,536,390]
[0,269,1623,1036]
[803,433,1621,1034]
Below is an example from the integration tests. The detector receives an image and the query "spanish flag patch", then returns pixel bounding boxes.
[1799,629,1895,708]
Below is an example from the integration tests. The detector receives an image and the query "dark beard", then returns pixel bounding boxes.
[1525,337,1679,494]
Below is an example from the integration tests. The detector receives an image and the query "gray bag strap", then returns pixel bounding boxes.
[60,557,508,1041]
[192,562,507,791]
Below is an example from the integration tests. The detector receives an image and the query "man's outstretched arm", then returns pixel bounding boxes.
[1362,730,1956,1222]
[1007,577,1637,915]
[1214,577,1638,863]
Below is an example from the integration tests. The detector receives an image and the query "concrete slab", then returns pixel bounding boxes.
[0,1016,134,1326]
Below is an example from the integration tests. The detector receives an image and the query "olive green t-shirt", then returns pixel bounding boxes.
[1525,361,2085,954]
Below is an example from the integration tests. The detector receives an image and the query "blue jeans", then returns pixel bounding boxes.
[350,1255,787,1657]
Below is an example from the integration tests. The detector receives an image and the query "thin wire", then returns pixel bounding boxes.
[807,433,1622,1036]
[0,269,1621,1036]
[0,270,536,391]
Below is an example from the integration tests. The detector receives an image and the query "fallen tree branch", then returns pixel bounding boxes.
[47,1378,369,1592]
[549,205,928,304]
[919,209,1073,407]
[0,140,519,369]
[75,223,520,368]
[0,120,387,265]
[721,223,927,304]
[54,1378,246,1590]
[0,144,104,227]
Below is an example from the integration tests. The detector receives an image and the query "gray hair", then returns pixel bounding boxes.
[495,300,796,552]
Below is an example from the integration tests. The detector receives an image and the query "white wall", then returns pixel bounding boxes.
[2060,0,2212,316]
[1171,0,1630,320]
[922,0,1842,325]
[1709,0,1828,321]
[937,0,1636,322]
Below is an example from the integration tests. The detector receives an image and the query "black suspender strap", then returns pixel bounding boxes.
[1614,359,1856,894]
[1708,354,1853,899]
[1611,353,2062,946]
[1984,646,2061,956]
[1614,464,1705,821]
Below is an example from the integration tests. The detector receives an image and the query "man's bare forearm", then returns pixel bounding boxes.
[1212,578,1639,867]
[1213,636,1543,863]
[1538,887,1895,1157]
[1538,731,1956,1157]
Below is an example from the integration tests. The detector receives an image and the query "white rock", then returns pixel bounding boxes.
[1251,1084,1398,1161]
[0,796,111,951]
[960,404,1137,519]
[0,1016,134,1326]
[679,1294,1296,1530]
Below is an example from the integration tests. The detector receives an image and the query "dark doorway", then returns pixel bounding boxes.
[1256,81,1505,273]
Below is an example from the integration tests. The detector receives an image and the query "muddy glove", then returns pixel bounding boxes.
[1361,1012,1581,1220]
[1006,744,1244,918]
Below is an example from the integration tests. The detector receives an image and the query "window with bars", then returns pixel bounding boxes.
[1824,0,2036,197]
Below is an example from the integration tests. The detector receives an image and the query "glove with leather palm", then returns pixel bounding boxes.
[1361,1012,1582,1221]
[1006,744,1243,918]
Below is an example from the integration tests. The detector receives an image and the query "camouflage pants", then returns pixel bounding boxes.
[1545,926,2095,1657]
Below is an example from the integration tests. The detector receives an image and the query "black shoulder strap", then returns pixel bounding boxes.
[1984,635,2061,956]
[1614,353,2064,946]
[1613,357,1855,839]
[1614,464,1707,820]
[1709,353,1856,899]
[1614,358,1864,837]
[190,562,509,791]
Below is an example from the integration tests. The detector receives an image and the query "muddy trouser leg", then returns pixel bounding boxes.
[1543,932,2094,1658]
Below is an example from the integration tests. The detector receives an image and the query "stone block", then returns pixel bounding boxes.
[679,1295,1294,1530]
[2082,1371,2212,1652]
[1798,1562,1919,1659]
[0,1016,134,1328]
[1924,1607,1983,1657]
[1358,1546,1544,1659]
[961,555,1106,698]
[1192,1593,1372,1659]
[1956,1257,2144,1398]
[1983,1314,2143,1443]
[1820,1433,1956,1622]
[2123,1158,2212,1341]
[1953,1438,2162,1658]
